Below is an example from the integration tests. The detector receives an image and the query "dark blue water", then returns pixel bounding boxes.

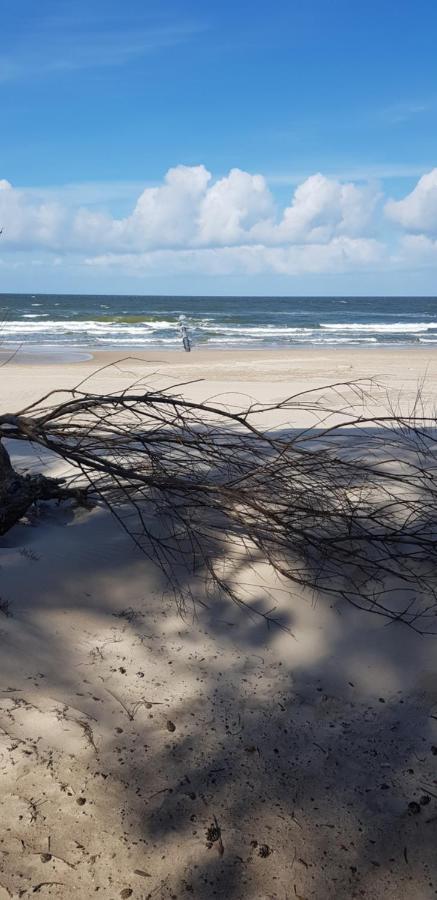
[1,294,437,349]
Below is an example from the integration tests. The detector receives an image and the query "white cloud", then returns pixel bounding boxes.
[197,168,274,244]
[85,237,384,277]
[0,166,378,256]
[258,173,379,244]
[72,165,275,251]
[126,164,211,248]
[3,163,435,280]
[397,233,437,264]
[0,179,66,248]
[385,168,437,233]
[65,165,212,251]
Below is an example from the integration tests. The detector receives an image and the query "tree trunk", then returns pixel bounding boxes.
[0,439,87,535]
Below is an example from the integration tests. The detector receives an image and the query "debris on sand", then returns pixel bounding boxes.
[206,816,224,855]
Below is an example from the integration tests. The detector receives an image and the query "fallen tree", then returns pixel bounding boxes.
[0,418,89,535]
[1,367,437,632]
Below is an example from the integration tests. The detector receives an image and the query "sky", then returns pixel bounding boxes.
[1,0,437,295]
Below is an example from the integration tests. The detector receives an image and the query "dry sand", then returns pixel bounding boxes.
[1,348,437,899]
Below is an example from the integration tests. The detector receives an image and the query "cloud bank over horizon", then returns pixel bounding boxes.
[1,165,437,283]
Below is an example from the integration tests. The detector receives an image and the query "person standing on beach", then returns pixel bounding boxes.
[178,316,191,352]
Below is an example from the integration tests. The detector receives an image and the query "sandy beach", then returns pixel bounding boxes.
[1,347,437,899]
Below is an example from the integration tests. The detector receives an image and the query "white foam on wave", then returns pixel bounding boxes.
[0,319,177,335]
[99,335,182,342]
[201,325,314,335]
[321,322,437,333]
[3,312,435,348]
[292,336,378,344]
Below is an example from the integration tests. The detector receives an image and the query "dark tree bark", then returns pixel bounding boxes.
[0,438,85,535]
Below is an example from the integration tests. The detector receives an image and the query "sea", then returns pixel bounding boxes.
[1,294,437,351]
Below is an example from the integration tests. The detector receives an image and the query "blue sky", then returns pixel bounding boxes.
[1,0,437,294]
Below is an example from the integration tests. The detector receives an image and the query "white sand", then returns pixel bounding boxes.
[1,349,437,899]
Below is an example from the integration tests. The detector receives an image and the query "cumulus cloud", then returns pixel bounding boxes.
[0,165,379,251]
[69,165,211,251]
[83,167,378,252]
[385,168,437,233]
[263,173,379,244]
[2,163,433,279]
[197,169,274,245]
[126,164,211,248]
[0,179,66,249]
[72,165,275,250]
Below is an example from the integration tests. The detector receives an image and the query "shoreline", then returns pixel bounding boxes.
[2,343,437,367]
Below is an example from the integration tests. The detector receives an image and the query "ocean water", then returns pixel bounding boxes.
[1,294,437,350]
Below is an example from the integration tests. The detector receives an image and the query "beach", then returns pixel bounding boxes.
[1,347,437,899]
[4,344,437,399]
[3,0,437,892]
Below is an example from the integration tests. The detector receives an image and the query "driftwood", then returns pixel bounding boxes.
[1,367,437,632]
[0,434,88,535]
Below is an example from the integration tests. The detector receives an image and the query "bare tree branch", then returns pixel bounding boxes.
[2,365,437,631]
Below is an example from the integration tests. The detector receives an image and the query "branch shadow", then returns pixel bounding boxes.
[1,426,437,897]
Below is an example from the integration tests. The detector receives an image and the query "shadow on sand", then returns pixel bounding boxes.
[1,432,437,899]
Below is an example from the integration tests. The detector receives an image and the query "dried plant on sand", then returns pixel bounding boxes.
[1,363,437,632]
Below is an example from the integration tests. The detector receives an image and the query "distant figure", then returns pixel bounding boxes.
[178,316,191,352]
